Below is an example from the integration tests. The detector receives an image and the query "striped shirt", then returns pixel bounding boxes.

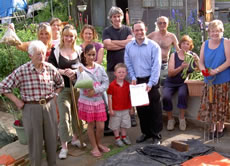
[0,61,64,102]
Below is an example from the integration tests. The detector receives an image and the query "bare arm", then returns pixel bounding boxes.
[103,35,132,50]
[96,47,104,65]
[16,42,30,52]
[4,93,24,110]
[199,42,206,71]
[55,87,63,94]
[9,24,30,52]
[108,94,114,116]
[168,52,187,77]
[147,31,155,39]
[171,33,180,51]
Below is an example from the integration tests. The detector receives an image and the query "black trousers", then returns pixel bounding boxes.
[136,77,163,139]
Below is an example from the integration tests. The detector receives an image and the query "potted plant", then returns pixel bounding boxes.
[184,70,204,97]
[3,100,28,145]
[12,109,27,145]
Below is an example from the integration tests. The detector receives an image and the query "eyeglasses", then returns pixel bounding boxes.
[157,22,167,25]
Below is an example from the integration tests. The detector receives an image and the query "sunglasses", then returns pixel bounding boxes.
[38,22,50,30]
[158,22,167,25]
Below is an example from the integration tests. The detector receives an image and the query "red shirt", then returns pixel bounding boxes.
[0,61,64,102]
[107,80,132,111]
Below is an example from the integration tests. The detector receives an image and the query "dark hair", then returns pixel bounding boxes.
[132,20,145,29]
[80,44,95,66]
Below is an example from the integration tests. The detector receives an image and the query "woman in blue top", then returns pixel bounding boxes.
[198,19,230,139]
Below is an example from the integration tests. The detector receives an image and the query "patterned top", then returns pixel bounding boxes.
[0,61,64,102]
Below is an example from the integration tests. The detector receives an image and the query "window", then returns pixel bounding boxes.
[142,0,155,7]
[171,0,183,7]
[156,0,169,8]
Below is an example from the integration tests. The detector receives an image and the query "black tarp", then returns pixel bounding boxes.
[98,139,215,166]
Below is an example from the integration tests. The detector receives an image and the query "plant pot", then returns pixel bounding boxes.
[13,125,27,145]
[184,78,204,97]
[77,5,87,12]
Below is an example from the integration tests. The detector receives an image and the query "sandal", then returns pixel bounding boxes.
[90,150,102,157]
[98,145,110,153]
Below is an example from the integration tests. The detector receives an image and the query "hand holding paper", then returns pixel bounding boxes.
[129,83,149,107]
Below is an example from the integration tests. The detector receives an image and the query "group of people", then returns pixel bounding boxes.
[0,5,230,166]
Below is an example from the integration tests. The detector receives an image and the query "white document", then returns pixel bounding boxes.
[129,83,149,107]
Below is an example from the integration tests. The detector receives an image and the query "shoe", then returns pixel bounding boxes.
[90,150,102,157]
[98,145,110,153]
[136,134,151,143]
[104,128,114,136]
[131,115,137,127]
[122,136,131,145]
[152,138,161,145]
[71,140,86,148]
[167,119,175,131]
[115,139,125,147]
[59,148,68,159]
[179,118,186,131]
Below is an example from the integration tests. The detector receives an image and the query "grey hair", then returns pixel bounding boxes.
[156,16,169,25]
[28,40,47,56]
[107,6,124,20]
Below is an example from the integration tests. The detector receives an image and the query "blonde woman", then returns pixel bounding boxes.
[48,24,86,159]
[198,19,230,139]
[50,17,62,46]
[11,22,53,61]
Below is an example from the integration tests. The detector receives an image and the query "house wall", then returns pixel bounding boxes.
[128,0,198,33]
[91,0,115,27]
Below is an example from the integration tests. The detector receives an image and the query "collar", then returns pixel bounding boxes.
[133,37,148,46]
[30,61,46,73]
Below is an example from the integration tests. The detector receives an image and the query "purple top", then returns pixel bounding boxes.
[80,42,104,61]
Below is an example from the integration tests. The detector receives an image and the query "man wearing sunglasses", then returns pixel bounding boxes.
[148,16,180,85]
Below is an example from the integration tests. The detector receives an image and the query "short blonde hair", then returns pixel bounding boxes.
[179,35,194,50]
[114,63,127,72]
[208,19,224,32]
[60,24,77,51]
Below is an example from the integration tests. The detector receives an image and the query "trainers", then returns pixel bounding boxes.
[71,140,86,148]
[122,137,131,145]
[59,148,68,159]
[167,119,175,131]
[179,118,186,131]
[152,138,161,145]
[115,139,125,147]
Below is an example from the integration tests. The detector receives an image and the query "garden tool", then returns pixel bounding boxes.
[69,79,84,148]
[204,76,216,142]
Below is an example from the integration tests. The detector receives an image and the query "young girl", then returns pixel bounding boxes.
[78,44,110,157]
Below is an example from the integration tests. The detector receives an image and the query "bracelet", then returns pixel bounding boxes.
[215,68,220,73]
[54,93,59,97]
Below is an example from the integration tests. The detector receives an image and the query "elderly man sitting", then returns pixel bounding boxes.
[0,40,64,166]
